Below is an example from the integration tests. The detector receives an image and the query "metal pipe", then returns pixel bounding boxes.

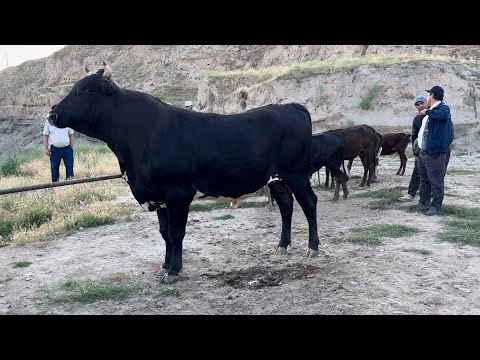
[0,174,123,195]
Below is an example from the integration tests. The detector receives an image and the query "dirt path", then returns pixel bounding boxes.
[1,154,480,314]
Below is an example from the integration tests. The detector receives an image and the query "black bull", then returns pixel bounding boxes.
[48,65,320,283]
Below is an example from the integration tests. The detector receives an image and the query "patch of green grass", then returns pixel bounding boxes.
[71,190,113,205]
[46,277,138,304]
[443,192,462,198]
[190,201,231,212]
[158,287,181,297]
[190,200,267,212]
[402,248,432,255]
[345,118,356,127]
[355,186,405,210]
[0,149,46,177]
[236,201,267,209]
[359,83,380,110]
[446,169,478,175]
[213,214,234,220]
[67,214,115,229]
[438,219,480,246]
[75,141,111,154]
[0,218,16,239]
[336,224,419,245]
[0,156,23,177]
[17,149,44,164]
[22,205,53,228]
[287,66,315,82]
[440,204,480,219]
[0,198,16,211]
[12,260,32,268]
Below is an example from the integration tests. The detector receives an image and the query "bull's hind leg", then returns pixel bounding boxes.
[287,179,320,257]
[268,181,293,253]
[155,208,171,277]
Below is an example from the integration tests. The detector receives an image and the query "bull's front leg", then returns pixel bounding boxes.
[161,201,190,284]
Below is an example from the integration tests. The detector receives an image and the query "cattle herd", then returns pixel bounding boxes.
[47,63,413,284]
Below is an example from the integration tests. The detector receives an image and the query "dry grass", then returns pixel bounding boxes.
[0,143,134,246]
[202,54,478,95]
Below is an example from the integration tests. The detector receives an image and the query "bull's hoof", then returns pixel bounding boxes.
[275,247,288,255]
[307,249,319,257]
[155,267,168,276]
[161,273,180,284]
[332,196,339,201]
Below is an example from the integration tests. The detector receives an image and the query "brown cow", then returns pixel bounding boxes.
[325,125,381,187]
[345,132,410,178]
[378,132,412,175]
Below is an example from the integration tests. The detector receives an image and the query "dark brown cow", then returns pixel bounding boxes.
[378,132,412,175]
[325,125,381,187]
[345,130,383,181]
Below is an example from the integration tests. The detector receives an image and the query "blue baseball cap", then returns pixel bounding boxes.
[413,95,427,105]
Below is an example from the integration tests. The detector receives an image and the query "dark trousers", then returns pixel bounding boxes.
[418,151,447,210]
[50,144,74,182]
[407,158,420,197]
[409,147,450,197]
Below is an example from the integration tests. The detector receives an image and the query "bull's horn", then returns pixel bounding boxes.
[103,63,112,80]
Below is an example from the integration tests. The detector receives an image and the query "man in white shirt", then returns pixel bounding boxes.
[415,85,453,216]
[43,106,75,182]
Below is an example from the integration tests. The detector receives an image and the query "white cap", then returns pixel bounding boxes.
[184,100,193,107]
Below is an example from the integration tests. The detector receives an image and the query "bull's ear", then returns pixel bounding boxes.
[96,68,105,76]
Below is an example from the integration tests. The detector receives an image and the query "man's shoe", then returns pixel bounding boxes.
[399,194,415,202]
[425,207,439,216]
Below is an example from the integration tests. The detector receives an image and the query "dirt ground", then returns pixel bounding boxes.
[1,153,480,315]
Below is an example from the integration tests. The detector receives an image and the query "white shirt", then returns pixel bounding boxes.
[43,119,74,148]
[417,100,441,150]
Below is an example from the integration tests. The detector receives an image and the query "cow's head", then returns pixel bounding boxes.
[48,62,118,138]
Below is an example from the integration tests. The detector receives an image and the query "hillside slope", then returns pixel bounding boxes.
[1,45,479,165]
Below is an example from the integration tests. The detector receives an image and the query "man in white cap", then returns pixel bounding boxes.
[184,100,198,111]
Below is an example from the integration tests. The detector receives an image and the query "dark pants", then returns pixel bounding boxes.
[409,147,450,198]
[407,158,420,197]
[418,150,447,210]
[50,144,74,182]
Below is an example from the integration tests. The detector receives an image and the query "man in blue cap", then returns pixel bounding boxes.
[399,94,428,201]
[415,85,454,216]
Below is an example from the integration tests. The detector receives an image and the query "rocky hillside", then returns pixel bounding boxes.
[1,45,480,165]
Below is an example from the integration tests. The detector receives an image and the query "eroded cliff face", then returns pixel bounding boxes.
[0,45,479,165]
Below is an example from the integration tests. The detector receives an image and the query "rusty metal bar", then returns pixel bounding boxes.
[0,174,123,195]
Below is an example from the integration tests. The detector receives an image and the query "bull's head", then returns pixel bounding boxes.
[48,62,118,140]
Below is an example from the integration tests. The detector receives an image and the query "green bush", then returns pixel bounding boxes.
[0,218,16,239]
[359,83,380,110]
[22,205,53,228]
[0,156,23,177]
[69,214,115,229]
